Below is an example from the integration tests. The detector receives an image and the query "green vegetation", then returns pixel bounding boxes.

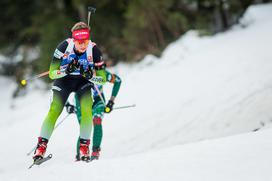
[0,0,269,77]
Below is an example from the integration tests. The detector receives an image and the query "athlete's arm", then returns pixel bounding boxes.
[93,45,106,85]
[49,40,68,80]
[106,70,122,101]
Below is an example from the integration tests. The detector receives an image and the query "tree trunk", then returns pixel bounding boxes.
[219,0,229,30]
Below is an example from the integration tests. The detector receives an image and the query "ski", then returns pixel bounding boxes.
[28,154,53,169]
[81,156,91,163]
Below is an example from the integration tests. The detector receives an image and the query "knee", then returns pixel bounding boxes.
[93,117,102,125]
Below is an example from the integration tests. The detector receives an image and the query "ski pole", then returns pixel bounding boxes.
[20,71,49,86]
[87,6,96,27]
[113,104,136,110]
[93,84,106,106]
[20,65,67,86]
[26,114,70,156]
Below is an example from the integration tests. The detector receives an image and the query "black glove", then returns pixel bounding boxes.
[104,100,114,113]
[80,64,93,79]
[65,102,76,114]
[65,58,80,74]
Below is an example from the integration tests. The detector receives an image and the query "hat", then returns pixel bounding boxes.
[72,29,90,40]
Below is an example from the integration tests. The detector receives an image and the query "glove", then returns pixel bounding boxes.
[65,102,76,114]
[80,64,93,79]
[104,100,114,113]
[65,58,80,74]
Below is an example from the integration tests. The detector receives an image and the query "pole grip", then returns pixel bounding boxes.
[88,6,96,13]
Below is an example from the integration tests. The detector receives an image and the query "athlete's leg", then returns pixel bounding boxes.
[75,94,81,124]
[92,100,104,149]
[76,83,93,159]
[74,94,81,159]
[89,99,104,160]
[77,84,93,140]
[40,85,70,139]
[34,80,70,159]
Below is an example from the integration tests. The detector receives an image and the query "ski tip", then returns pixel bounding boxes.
[28,153,53,169]
[28,164,34,169]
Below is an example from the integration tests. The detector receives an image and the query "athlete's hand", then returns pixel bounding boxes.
[80,64,93,79]
[65,102,76,114]
[65,58,80,74]
[104,100,114,113]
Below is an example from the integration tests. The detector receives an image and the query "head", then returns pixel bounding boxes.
[71,22,90,53]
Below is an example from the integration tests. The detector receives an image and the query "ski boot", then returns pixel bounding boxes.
[79,138,91,162]
[75,154,81,162]
[33,137,48,161]
[90,146,101,161]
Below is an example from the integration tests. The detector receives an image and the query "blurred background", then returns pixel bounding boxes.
[0,0,271,96]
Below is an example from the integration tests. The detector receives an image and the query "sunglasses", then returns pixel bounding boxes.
[74,39,89,45]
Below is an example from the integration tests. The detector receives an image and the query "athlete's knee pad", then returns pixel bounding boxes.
[93,116,102,125]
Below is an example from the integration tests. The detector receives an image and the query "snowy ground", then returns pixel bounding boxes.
[1,3,272,181]
[2,127,272,181]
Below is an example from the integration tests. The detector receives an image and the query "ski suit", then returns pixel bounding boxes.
[74,70,121,155]
[39,38,106,141]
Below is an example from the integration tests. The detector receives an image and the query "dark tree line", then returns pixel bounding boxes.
[0,0,270,79]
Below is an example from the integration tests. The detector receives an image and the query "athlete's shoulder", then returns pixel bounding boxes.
[92,42,100,55]
[91,42,97,47]
[56,39,69,51]
[53,39,71,59]
[92,43,102,62]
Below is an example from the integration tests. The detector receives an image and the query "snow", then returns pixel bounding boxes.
[2,129,272,181]
[1,3,272,181]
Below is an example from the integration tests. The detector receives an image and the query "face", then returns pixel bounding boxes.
[74,39,89,53]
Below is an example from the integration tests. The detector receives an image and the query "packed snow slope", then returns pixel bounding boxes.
[0,3,272,181]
